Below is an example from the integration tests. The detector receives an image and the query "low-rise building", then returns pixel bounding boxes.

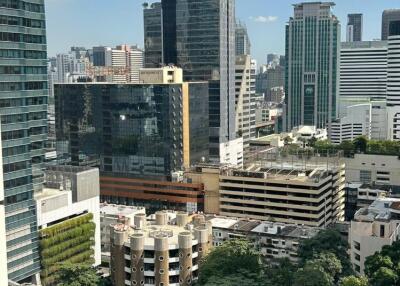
[349,198,400,274]
[344,154,400,191]
[35,166,101,286]
[100,204,146,264]
[110,211,212,286]
[208,216,321,262]
[344,183,391,220]
[219,137,244,167]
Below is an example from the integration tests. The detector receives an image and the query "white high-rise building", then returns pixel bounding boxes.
[330,104,371,144]
[129,47,144,83]
[387,26,400,141]
[235,55,256,153]
[339,41,387,116]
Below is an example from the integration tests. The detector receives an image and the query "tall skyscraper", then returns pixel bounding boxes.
[0,0,48,282]
[235,21,251,56]
[284,2,340,131]
[161,0,236,159]
[387,21,400,141]
[382,9,400,40]
[235,55,256,151]
[143,2,163,68]
[347,13,363,42]
[339,41,387,116]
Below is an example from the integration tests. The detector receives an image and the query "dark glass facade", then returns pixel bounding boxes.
[382,9,400,40]
[161,0,236,158]
[0,0,48,281]
[55,83,209,177]
[347,13,362,42]
[143,2,164,68]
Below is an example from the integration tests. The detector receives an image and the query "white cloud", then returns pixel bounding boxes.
[249,16,278,23]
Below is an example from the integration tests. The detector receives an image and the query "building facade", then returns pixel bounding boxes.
[382,9,400,40]
[235,55,256,151]
[100,175,205,214]
[330,104,371,144]
[386,21,400,141]
[284,2,340,131]
[162,0,236,159]
[55,83,209,177]
[349,198,400,275]
[235,21,251,56]
[339,41,387,116]
[0,0,49,281]
[143,2,163,68]
[344,154,400,191]
[35,166,101,285]
[346,13,363,42]
[218,156,346,227]
[100,203,145,264]
[110,211,212,286]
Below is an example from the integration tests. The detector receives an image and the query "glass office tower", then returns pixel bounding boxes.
[0,0,48,281]
[55,83,209,178]
[143,2,163,68]
[162,0,236,158]
[284,2,340,131]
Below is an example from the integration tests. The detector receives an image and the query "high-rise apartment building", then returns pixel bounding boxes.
[339,41,388,116]
[382,9,400,40]
[347,13,363,42]
[161,0,236,159]
[235,55,256,152]
[0,0,48,282]
[143,2,163,68]
[284,2,340,131]
[235,21,251,56]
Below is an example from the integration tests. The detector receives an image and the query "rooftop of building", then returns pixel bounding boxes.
[46,165,96,174]
[34,187,67,201]
[341,40,388,49]
[205,215,320,239]
[355,198,400,222]
[113,211,209,247]
[100,203,145,217]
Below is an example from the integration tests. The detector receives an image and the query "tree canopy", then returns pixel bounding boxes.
[55,263,99,286]
[197,239,262,285]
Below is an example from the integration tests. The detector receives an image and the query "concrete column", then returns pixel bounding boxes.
[176,211,189,227]
[178,231,193,286]
[154,234,169,286]
[156,211,168,226]
[130,233,145,285]
[110,224,128,286]
[192,215,205,226]
[195,225,209,261]
[134,213,146,229]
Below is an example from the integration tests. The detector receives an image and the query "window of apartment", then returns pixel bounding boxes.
[360,170,372,183]
[380,225,385,237]
[354,241,360,251]
[355,253,360,261]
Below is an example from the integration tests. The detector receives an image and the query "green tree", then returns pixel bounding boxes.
[292,252,342,286]
[370,267,398,286]
[365,254,394,278]
[298,229,352,276]
[197,239,262,286]
[340,276,369,286]
[55,263,99,286]
[201,270,264,286]
[353,136,368,153]
[264,258,297,286]
[294,264,334,286]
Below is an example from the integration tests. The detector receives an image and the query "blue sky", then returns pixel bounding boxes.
[45,0,400,64]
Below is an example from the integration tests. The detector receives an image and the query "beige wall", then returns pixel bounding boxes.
[186,167,220,214]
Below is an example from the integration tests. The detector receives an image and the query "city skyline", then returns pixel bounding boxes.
[46,0,400,64]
